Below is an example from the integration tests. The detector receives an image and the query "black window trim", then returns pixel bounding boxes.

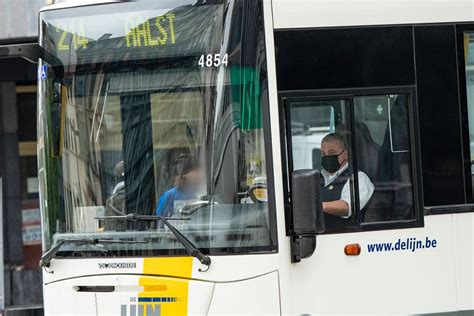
[279,85,424,235]
[425,203,474,215]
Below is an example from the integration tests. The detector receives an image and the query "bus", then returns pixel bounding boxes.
[36,0,474,315]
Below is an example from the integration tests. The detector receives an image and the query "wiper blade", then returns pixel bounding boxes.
[95,214,189,221]
[179,201,213,216]
[96,214,211,268]
[40,238,144,268]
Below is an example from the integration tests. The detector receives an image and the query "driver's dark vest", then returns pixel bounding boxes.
[322,168,351,226]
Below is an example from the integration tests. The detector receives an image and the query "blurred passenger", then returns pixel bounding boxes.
[155,154,202,217]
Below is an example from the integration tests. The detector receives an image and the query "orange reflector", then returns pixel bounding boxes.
[344,243,361,256]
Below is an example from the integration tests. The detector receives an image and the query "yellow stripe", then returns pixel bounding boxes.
[143,257,193,278]
[139,257,193,316]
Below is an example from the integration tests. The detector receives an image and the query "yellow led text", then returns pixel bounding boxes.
[125,13,176,48]
[55,21,88,51]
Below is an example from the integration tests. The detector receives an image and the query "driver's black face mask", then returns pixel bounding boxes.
[321,151,344,173]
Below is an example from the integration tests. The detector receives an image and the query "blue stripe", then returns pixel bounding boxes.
[138,297,177,303]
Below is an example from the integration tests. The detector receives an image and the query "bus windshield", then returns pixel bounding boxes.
[37,0,276,257]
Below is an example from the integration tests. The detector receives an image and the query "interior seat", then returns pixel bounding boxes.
[336,121,383,221]
[366,95,414,222]
[336,121,380,180]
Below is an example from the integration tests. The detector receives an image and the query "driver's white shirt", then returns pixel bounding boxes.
[321,163,374,218]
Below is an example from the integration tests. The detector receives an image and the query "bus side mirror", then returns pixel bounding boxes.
[290,169,325,263]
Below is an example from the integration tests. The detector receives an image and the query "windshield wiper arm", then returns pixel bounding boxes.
[179,201,213,216]
[96,214,189,221]
[96,214,211,268]
[40,238,144,268]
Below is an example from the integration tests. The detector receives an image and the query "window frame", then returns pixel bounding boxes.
[456,24,474,205]
[279,86,424,235]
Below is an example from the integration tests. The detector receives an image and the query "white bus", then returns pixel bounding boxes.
[37,0,474,315]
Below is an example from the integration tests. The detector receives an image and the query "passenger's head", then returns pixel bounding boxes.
[173,154,202,192]
[321,133,348,174]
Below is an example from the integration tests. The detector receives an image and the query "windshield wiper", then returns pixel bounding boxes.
[40,238,144,268]
[96,214,211,268]
[179,200,213,216]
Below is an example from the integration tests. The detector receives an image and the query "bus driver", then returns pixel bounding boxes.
[320,133,374,225]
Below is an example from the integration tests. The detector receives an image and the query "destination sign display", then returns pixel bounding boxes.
[53,13,177,52]
[41,4,223,66]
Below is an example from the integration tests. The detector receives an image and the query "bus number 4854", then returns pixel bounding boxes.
[199,53,228,68]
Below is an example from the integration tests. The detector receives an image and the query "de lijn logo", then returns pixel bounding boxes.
[121,297,178,316]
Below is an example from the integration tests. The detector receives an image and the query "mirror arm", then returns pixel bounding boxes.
[290,235,316,263]
[0,43,42,64]
[0,43,65,76]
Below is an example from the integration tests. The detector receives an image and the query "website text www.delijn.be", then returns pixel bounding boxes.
[367,237,438,253]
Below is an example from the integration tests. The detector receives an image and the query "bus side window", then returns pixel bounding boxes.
[463,32,474,201]
[285,93,418,232]
[353,94,415,222]
[288,99,364,229]
[289,103,335,171]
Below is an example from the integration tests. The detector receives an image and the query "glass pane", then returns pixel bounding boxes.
[288,99,373,228]
[463,33,474,198]
[290,102,335,171]
[354,94,415,222]
[17,92,37,142]
[38,1,275,256]
[19,156,39,200]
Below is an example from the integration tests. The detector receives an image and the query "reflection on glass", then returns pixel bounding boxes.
[37,1,275,257]
[288,95,415,227]
[290,102,335,171]
[463,33,474,177]
[289,100,375,227]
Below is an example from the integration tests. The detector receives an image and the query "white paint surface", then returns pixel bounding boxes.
[272,0,474,29]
